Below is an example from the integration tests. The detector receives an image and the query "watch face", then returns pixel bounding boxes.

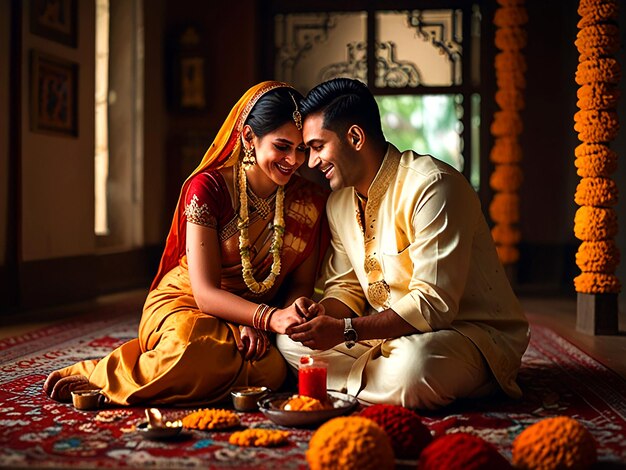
[344,329,357,342]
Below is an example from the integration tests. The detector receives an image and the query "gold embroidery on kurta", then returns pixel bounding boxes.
[185,194,217,229]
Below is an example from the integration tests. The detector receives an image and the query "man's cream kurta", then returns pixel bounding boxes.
[321,144,529,399]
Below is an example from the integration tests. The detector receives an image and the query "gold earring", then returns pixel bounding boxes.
[242,145,256,169]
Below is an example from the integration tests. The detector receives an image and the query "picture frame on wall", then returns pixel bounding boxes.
[30,51,78,137]
[30,0,78,48]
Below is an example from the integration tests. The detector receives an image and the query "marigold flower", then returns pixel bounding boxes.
[490,193,520,224]
[576,240,620,273]
[574,206,617,241]
[577,1,619,29]
[512,417,597,469]
[496,71,527,90]
[491,137,522,163]
[360,405,432,460]
[577,83,620,110]
[574,109,619,142]
[420,433,513,470]
[495,51,527,74]
[229,429,290,447]
[575,24,620,60]
[492,224,522,245]
[181,408,240,430]
[495,27,527,51]
[574,142,617,159]
[496,89,525,111]
[575,58,621,86]
[491,110,523,137]
[306,417,394,470]
[490,164,523,192]
[496,244,520,265]
[494,6,528,27]
[574,143,618,177]
[574,272,621,294]
[574,177,618,207]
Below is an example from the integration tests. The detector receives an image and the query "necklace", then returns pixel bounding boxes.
[237,162,285,294]
[247,187,276,220]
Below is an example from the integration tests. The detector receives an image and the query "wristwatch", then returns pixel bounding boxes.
[343,317,358,349]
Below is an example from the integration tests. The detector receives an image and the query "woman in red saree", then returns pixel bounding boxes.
[44,82,328,406]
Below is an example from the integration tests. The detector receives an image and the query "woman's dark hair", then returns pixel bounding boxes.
[300,78,385,144]
[244,87,304,138]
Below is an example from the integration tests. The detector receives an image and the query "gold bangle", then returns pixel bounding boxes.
[263,307,277,332]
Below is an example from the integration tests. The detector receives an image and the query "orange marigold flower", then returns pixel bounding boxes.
[574,272,621,293]
[306,417,394,470]
[574,143,618,177]
[574,206,617,241]
[181,408,240,430]
[573,109,619,143]
[496,89,525,111]
[574,177,618,207]
[574,142,617,159]
[490,193,520,224]
[491,110,523,137]
[491,137,522,163]
[490,164,523,192]
[494,6,528,27]
[576,240,620,273]
[495,27,527,51]
[496,244,519,265]
[512,417,597,469]
[577,1,619,29]
[492,224,522,245]
[577,83,620,110]
[496,71,527,90]
[576,25,620,60]
[229,429,290,447]
[575,58,621,86]
[495,51,527,73]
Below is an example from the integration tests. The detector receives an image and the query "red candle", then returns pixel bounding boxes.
[298,356,327,401]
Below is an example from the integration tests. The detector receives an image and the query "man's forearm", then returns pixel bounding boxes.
[353,308,419,340]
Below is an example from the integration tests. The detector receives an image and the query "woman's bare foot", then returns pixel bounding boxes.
[43,371,91,402]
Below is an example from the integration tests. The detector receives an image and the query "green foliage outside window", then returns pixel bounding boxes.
[375,94,464,172]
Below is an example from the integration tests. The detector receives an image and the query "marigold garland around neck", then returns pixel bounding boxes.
[237,161,285,294]
[488,0,528,265]
[573,0,621,294]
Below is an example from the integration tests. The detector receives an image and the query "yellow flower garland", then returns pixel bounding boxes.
[489,0,528,265]
[573,0,621,295]
[237,162,285,294]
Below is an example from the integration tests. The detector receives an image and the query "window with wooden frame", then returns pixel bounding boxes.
[263,1,485,192]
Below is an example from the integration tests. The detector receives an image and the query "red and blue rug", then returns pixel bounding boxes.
[1,310,625,468]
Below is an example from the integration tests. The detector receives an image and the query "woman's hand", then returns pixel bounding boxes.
[237,326,269,361]
[268,297,325,334]
[286,315,344,350]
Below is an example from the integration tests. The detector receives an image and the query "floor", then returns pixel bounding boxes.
[1,289,625,380]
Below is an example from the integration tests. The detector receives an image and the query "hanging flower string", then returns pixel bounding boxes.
[573,0,621,294]
[489,0,528,265]
[237,162,285,294]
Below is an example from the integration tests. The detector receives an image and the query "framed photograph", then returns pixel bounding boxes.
[30,51,78,137]
[30,0,78,48]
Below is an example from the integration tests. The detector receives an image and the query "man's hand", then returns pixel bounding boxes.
[269,297,324,334]
[286,315,344,350]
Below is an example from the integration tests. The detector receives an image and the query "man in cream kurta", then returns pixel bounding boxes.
[278,78,529,410]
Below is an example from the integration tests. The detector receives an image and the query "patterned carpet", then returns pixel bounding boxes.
[1,310,626,469]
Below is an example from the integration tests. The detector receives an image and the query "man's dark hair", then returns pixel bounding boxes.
[301,78,385,144]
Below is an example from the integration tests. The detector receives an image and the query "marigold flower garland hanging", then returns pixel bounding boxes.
[573,0,621,294]
[489,0,528,265]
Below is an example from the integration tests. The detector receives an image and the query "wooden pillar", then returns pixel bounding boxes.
[576,293,618,335]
